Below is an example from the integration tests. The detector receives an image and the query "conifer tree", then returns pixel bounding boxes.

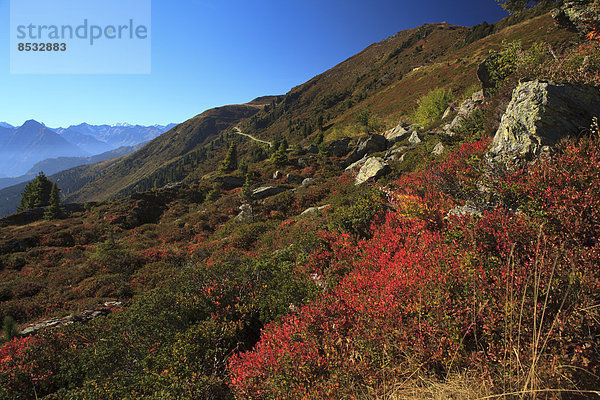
[241,173,253,200]
[270,140,288,167]
[219,142,238,172]
[44,182,64,220]
[18,172,53,212]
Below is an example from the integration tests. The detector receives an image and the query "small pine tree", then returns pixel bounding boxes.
[241,174,253,200]
[18,172,54,212]
[44,182,64,220]
[220,142,238,172]
[270,141,289,167]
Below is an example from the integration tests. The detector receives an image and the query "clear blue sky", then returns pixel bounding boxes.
[0,0,507,128]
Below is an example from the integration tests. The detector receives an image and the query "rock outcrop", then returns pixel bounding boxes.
[432,142,445,156]
[300,205,330,216]
[355,157,391,185]
[20,301,122,336]
[447,90,485,132]
[252,186,289,200]
[408,131,422,145]
[489,80,600,161]
[345,134,388,165]
[235,204,253,223]
[552,1,600,39]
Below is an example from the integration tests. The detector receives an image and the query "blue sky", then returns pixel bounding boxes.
[0,0,507,128]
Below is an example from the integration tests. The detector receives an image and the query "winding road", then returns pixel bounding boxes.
[233,127,272,148]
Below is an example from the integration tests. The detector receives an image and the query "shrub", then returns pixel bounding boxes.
[413,88,453,127]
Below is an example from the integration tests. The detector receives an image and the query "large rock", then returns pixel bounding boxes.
[552,1,600,39]
[252,186,288,200]
[355,157,391,185]
[448,90,484,131]
[408,131,422,145]
[235,204,253,223]
[345,134,388,165]
[432,142,445,156]
[300,205,330,216]
[326,137,351,157]
[385,146,412,162]
[385,123,413,143]
[489,80,600,161]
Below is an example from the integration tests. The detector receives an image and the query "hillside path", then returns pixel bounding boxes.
[233,127,272,148]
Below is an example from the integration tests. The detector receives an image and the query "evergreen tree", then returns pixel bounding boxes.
[270,140,288,167]
[18,172,53,212]
[219,142,238,172]
[241,173,253,200]
[44,182,64,220]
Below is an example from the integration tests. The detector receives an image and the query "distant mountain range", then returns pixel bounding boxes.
[0,143,147,191]
[0,120,175,178]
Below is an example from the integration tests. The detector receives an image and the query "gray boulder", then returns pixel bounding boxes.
[408,131,422,145]
[432,142,445,156]
[306,145,319,154]
[300,205,330,216]
[384,146,412,162]
[448,90,484,131]
[345,155,369,172]
[252,186,288,200]
[489,80,600,161]
[345,134,388,165]
[326,137,351,157]
[235,204,253,223]
[385,123,413,143]
[447,204,483,218]
[355,157,391,185]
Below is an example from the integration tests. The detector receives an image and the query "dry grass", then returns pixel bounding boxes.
[372,372,494,400]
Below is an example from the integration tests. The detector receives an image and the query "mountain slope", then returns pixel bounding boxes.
[0,13,575,209]
[60,100,272,203]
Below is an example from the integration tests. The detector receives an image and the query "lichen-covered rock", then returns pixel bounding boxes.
[489,80,600,161]
[252,186,288,200]
[385,146,412,162]
[300,205,330,216]
[552,1,600,39]
[448,90,484,131]
[355,157,391,185]
[345,155,369,172]
[432,142,445,156]
[385,123,413,143]
[235,204,253,223]
[408,131,422,145]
